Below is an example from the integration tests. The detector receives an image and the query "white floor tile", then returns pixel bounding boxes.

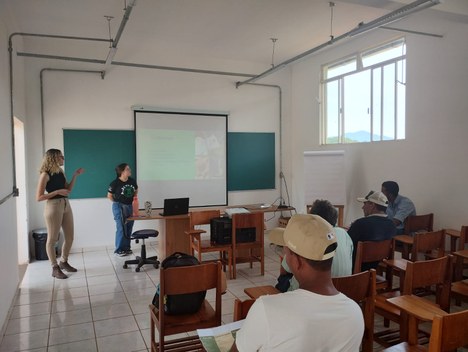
[48,322,95,346]
[94,315,139,338]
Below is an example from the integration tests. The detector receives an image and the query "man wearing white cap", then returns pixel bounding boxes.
[348,190,397,271]
[234,214,364,351]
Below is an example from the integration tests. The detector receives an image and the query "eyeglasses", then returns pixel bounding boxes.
[58,155,65,159]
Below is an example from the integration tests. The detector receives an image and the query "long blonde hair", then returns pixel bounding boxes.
[39,149,63,175]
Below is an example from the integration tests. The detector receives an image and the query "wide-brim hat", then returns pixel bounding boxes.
[357,190,388,207]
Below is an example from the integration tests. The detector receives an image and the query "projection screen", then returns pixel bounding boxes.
[134,110,228,208]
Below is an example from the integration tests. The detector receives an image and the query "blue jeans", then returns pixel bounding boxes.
[112,202,134,253]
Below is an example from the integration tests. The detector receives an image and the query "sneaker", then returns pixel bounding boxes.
[115,251,127,257]
[59,261,77,272]
[124,249,133,255]
[52,264,68,279]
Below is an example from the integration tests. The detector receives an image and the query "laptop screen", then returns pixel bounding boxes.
[160,197,189,216]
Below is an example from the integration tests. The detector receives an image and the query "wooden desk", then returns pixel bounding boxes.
[128,213,190,260]
[444,228,461,253]
[129,204,295,260]
[244,285,280,299]
[387,295,447,345]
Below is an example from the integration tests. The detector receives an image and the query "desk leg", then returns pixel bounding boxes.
[159,217,190,260]
[402,243,410,260]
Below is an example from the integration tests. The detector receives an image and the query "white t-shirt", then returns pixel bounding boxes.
[235,289,364,352]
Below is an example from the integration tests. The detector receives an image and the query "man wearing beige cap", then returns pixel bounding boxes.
[348,190,397,271]
[234,214,364,351]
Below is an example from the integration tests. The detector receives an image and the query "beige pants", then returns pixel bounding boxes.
[44,198,74,266]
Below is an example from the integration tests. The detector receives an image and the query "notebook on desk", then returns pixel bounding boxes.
[159,197,189,216]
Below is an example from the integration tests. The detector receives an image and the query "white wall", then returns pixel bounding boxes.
[289,11,468,228]
[0,7,24,334]
[25,61,291,250]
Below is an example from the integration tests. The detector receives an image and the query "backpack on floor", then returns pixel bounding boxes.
[152,252,207,315]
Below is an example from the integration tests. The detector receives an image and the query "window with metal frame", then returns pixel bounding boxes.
[321,38,406,144]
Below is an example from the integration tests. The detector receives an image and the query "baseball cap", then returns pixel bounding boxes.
[268,214,337,261]
[357,190,388,207]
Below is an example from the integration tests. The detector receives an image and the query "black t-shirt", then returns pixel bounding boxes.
[46,172,67,199]
[108,177,138,205]
[348,215,397,271]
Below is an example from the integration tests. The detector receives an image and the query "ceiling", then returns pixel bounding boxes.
[2,0,468,76]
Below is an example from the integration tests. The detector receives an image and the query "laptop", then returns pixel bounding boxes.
[159,197,189,216]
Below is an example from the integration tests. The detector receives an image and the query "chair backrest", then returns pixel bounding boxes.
[402,255,452,311]
[410,230,445,261]
[231,212,265,244]
[159,261,222,327]
[428,309,468,352]
[332,270,376,352]
[458,225,468,250]
[404,213,434,234]
[353,239,393,273]
[233,298,256,321]
[189,209,221,228]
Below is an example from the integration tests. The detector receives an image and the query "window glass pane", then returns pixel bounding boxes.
[321,38,406,145]
[362,40,405,68]
[343,70,371,143]
[325,58,356,79]
[382,63,396,140]
[325,80,340,144]
[372,67,382,141]
[396,60,406,139]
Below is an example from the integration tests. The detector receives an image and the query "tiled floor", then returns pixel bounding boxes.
[2,240,467,352]
[0,241,280,352]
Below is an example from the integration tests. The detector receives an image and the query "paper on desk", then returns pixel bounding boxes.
[197,320,244,352]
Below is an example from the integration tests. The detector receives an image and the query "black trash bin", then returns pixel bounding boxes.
[32,228,49,260]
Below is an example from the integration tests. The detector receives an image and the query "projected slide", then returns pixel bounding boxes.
[135,111,227,208]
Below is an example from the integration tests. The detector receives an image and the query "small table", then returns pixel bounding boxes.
[444,228,461,253]
[387,294,447,344]
[393,234,413,260]
[384,258,409,291]
[244,285,280,299]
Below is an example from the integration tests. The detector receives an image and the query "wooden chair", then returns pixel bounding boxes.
[186,209,233,279]
[231,212,265,279]
[333,269,376,352]
[410,230,445,261]
[149,262,222,352]
[353,240,394,291]
[451,226,468,278]
[451,243,468,306]
[382,308,468,352]
[374,256,452,348]
[387,231,446,293]
[404,214,434,235]
[233,298,256,321]
[395,214,434,259]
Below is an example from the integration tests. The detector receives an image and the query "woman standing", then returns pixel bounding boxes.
[107,163,137,256]
[36,149,84,279]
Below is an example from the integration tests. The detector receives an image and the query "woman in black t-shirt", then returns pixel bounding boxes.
[107,163,138,256]
[36,149,84,279]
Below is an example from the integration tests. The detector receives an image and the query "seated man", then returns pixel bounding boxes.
[274,200,353,292]
[348,190,397,271]
[234,214,364,351]
[381,181,416,234]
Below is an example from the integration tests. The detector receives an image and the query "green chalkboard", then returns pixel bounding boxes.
[228,132,275,191]
[63,130,136,199]
[63,130,275,198]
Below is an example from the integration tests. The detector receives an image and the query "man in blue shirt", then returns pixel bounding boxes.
[381,181,416,234]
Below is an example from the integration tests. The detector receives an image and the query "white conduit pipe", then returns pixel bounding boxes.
[236,0,440,87]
